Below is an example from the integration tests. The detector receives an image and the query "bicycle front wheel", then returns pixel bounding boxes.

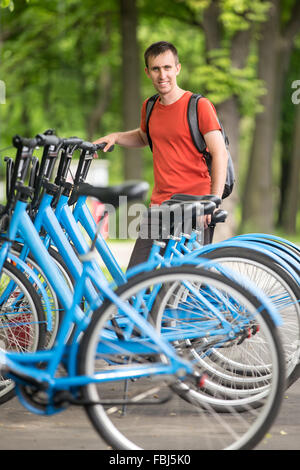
[78,266,285,450]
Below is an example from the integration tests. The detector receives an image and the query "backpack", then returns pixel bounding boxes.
[145,93,235,199]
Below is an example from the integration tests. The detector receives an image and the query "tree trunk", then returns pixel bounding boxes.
[202,2,253,240]
[86,21,112,141]
[242,0,280,233]
[120,0,143,181]
[281,101,300,233]
[86,66,112,142]
[215,96,240,241]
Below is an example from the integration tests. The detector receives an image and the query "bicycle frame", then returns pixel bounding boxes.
[12,191,246,342]
[1,200,205,414]
[0,136,284,422]
[57,192,297,326]
[33,189,285,332]
[3,194,274,356]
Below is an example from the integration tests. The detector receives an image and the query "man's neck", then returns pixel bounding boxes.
[159,87,185,105]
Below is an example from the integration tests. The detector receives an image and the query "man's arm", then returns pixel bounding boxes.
[203,130,228,199]
[94,128,148,152]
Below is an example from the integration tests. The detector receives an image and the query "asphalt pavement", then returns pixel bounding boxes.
[0,378,299,451]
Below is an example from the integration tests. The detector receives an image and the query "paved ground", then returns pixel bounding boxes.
[0,376,299,451]
[97,240,135,270]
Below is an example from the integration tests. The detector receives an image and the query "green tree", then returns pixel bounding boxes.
[278,39,300,234]
[241,0,300,233]
[120,0,143,180]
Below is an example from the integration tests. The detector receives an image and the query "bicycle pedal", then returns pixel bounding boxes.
[53,390,75,407]
[186,372,207,389]
[197,373,207,388]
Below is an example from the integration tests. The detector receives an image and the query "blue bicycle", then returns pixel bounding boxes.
[0,134,286,449]
[38,142,300,391]
[3,132,297,401]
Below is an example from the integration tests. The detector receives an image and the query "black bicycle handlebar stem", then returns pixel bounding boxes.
[74,142,113,185]
[4,157,14,201]
[67,141,114,206]
[54,137,83,188]
[5,135,39,209]
[72,141,96,187]
[29,132,65,213]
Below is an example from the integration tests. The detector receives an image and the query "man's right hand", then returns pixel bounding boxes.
[93,133,118,156]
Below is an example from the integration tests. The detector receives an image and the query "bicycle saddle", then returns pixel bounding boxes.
[170,193,222,207]
[163,198,216,216]
[141,201,204,239]
[74,181,149,208]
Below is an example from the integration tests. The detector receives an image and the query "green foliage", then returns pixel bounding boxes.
[0,0,269,143]
[0,0,299,238]
[219,0,270,35]
[0,0,14,9]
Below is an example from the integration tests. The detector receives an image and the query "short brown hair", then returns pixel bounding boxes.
[144,41,179,68]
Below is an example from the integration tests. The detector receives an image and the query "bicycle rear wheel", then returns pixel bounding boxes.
[200,246,300,385]
[0,261,46,404]
[78,266,285,450]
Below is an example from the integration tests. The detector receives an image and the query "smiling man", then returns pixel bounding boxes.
[94,41,228,268]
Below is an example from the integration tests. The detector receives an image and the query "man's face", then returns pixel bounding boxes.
[145,50,181,95]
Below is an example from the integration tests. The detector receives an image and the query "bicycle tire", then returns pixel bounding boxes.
[0,260,46,404]
[199,246,300,386]
[150,263,286,411]
[10,242,63,349]
[235,235,300,275]
[78,266,285,450]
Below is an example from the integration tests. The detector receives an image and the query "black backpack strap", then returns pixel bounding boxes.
[145,94,159,151]
[188,93,234,199]
[187,94,209,156]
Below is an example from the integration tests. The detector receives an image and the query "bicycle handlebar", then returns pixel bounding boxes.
[61,137,84,148]
[12,135,38,150]
[79,141,114,153]
[35,133,62,147]
[95,142,114,152]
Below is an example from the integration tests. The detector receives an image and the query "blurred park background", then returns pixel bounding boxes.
[0,0,299,242]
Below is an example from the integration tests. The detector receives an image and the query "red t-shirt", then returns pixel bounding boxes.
[140,91,221,205]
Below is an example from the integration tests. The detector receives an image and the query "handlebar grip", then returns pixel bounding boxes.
[61,137,83,148]
[79,141,97,152]
[210,209,228,225]
[35,133,61,147]
[95,142,114,152]
[12,135,38,149]
[202,200,217,215]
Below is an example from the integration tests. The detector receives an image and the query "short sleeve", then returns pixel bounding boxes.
[140,100,148,133]
[197,98,221,135]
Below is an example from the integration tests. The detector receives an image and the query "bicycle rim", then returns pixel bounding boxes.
[79,267,285,450]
